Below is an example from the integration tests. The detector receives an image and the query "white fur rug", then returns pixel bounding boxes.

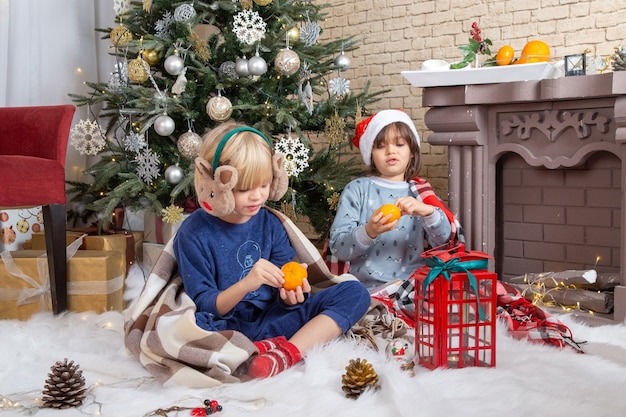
[2,270,626,417]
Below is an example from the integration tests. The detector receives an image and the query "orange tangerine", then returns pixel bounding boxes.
[281,261,308,291]
[495,45,515,66]
[517,40,550,64]
[376,204,402,224]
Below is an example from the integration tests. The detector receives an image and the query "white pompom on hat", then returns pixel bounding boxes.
[351,109,420,166]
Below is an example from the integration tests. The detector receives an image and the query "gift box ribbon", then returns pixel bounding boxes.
[0,235,124,307]
[422,256,489,320]
[0,250,50,307]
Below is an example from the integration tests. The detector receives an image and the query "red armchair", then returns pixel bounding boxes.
[0,104,76,314]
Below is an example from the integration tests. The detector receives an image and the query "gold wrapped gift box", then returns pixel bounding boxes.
[0,250,125,320]
[30,230,143,272]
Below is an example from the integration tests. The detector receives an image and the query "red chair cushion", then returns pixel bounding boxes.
[0,155,66,205]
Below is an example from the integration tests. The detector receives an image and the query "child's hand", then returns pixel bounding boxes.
[241,258,286,292]
[279,278,311,306]
[365,210,398,239]
[396,196,435,217]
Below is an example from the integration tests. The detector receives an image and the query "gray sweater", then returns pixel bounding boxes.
[329,176,452,288]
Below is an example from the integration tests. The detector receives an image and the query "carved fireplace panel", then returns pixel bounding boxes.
[419,71,626,324]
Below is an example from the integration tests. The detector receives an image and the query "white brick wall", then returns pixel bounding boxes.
[319,0,626,197]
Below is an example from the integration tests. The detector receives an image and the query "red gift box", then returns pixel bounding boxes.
[413,244,497,369]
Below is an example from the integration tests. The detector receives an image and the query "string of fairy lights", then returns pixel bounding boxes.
[515,256,614,317]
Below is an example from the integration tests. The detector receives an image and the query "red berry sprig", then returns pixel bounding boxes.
[191,399,223,416]
[470,22,482,42]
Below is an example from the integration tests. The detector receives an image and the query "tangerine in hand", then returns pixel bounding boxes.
[281,261,308,291]
[376,204,402,224]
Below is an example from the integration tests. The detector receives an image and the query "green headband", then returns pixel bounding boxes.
[211,126,272,172]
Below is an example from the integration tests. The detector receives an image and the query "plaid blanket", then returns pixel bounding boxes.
[123,208,358,388]
[495,281,585,352]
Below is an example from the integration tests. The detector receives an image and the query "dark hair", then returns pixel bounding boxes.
[368,122,422,180]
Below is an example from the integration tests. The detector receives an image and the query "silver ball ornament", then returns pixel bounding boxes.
[177,130,203,159]
[235,57,250,76]
[248,54,268,76]
[164,54,185,75]
[154,114,176,136]
[174,3,196,22]
[206,95,233,122]
[219,61,238,79]
[334,52,351,71]
[165,164,184,184]
[275,48,300,76]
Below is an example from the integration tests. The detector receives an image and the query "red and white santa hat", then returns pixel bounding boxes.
[351,109,420,166]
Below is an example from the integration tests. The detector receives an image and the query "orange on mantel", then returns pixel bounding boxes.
[515,40,550,64]
[495,45,515,66]
[281,261,308,291]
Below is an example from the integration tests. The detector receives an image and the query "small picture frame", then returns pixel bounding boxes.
[564,53,586,76]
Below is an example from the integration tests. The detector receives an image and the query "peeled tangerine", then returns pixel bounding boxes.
[281,261,308,291]
[376,204,402,224]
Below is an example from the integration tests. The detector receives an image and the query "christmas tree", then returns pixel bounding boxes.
[67,0,385,241]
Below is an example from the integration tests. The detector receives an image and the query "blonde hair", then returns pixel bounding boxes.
[195,121,274,193]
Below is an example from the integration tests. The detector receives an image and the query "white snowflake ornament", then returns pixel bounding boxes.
[113,0,132,15]
[136,147,160,184]
[70,119,106,156]
[232,10,266,45]
[275,135,310,178]
[329,76,350,97]
[123,132,147,154]
[155,12,174,39]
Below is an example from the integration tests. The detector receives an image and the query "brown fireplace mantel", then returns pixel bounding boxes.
[419,71,626,324]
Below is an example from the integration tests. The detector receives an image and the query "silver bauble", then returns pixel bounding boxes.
[235,57,250,76]
[219,61,239,79]
[334,52,351,71]
[174,3,196,22]
[275,48,300,76]
[206,95,233,122]
[177,130,204,159]
[248,54,268,76]
[154,114,176,136]
[164,164,184,184]
[164,54,185,75]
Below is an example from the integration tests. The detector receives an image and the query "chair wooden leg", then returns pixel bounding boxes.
[43,204,67,314]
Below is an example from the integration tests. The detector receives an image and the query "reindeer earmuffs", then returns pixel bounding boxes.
[194,126,288,217]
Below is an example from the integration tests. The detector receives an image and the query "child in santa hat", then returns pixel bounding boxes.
[328,109,462,289]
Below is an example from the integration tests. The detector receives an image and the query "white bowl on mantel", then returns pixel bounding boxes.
[421,59,450,71]
[402,62,558,88]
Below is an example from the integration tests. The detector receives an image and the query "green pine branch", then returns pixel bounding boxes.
[68,0,384,236]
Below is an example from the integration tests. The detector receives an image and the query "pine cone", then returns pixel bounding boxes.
[41,358,87,409]
[341,358,379,399]
[612,46,626,71]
